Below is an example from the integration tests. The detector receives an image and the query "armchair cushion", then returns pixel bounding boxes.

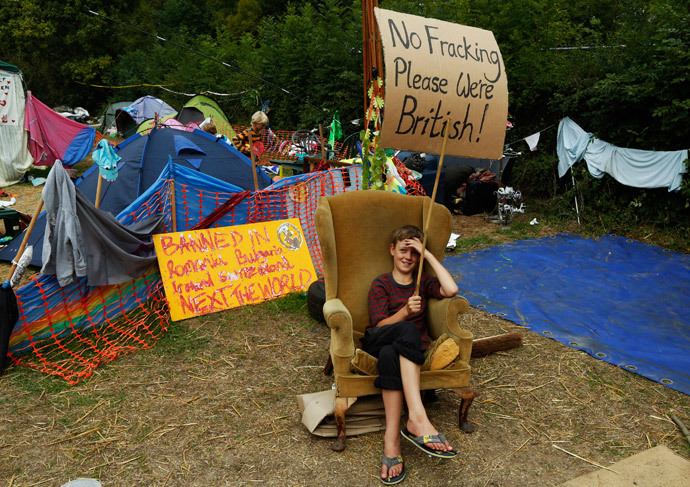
[352,334,461,376]
[351,348,378,376]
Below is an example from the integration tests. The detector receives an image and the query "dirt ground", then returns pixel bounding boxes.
[0,181,688,486]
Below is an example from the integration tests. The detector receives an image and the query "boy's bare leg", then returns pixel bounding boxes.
[381,389,404,480]
[400,355,453,452]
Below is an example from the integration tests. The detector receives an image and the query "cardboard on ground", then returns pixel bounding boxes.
[153,219,316,321]
[374,7,508,159]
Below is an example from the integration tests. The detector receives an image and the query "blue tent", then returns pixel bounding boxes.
[0,127,272,267]
[115,95,177,138]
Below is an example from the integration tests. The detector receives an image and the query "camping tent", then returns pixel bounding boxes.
[0,126,273,267]
[115,95,177,138]
[0,61,33,187]
[97,100,133,136]
[136,114,182,135]
[177,94,230,125]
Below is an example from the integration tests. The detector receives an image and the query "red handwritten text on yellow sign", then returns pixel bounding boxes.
[154,219,316,321]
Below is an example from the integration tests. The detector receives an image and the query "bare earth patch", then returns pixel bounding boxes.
[0,187,688,486]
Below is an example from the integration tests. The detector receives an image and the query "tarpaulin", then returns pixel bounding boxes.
[444,233,690,395]
[24,91,96,166]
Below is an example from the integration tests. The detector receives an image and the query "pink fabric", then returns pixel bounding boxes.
[162,118,200,132]
[24,91,93,166]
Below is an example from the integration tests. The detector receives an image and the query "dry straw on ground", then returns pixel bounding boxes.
[0,184,688,486]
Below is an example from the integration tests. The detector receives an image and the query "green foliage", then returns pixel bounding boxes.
[225,0,262,35]
[360,78,387,190]
[250,0,362,128]
[2,0,688,237]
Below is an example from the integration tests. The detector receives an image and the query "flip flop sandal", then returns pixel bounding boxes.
[401,427,457,459]
[381,454,406,485]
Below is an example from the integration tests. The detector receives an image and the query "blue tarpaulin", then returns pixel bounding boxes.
[444,233,690,395]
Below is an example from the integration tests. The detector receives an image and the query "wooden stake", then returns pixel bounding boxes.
[95,173,103,209]
[415,118,451,295]
[7,198,43,280]
[248,130,259,191]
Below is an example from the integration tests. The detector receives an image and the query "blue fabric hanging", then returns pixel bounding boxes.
[557,117,688,191]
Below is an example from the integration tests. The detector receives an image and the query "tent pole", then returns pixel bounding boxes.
[7,198,43,281]
[170,180,177,233]
[95,174,103,209]
[248,131,259,191]
[571,170,581,225]
[415,118,451,296]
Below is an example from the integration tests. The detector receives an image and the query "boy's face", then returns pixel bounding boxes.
[390,239,420,274]
[251,121,265,131]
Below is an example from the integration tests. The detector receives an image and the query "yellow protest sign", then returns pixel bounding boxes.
[374,8,508,159]
[153,219,316,321]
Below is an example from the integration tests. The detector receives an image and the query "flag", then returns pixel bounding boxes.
[329,111,342,147]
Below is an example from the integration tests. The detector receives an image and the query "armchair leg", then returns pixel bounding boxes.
[455,387,475,433]
[331,396,357,452]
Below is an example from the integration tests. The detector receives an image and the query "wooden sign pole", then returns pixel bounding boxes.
[415,118,451,295]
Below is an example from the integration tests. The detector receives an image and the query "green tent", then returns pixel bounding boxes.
[98,100,133,136]
[177,94,230,125]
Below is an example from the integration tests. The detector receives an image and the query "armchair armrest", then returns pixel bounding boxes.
[323,298,356,376]
[427,296,473,363]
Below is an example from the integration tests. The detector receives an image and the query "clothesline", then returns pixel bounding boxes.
[505,123,556,151]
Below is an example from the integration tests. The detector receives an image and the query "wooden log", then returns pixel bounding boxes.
[471,332,523,358]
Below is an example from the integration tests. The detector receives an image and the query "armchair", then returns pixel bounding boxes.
[314,190,475,452]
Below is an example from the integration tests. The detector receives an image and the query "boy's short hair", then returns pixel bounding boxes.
[252,111,269,126]
[391,225,423,246]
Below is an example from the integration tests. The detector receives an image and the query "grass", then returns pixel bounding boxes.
[1,175,688,484]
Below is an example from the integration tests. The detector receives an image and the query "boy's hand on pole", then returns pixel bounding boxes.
[406,295,422,315]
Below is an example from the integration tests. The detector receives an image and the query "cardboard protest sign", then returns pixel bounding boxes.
[153,219,316,321]
[374,8,508,159]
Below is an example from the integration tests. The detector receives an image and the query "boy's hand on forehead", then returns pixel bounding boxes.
[402,237,424,254]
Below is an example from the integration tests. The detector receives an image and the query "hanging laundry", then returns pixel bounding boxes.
[557,117,688,192]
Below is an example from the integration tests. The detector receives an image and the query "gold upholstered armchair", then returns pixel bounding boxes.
[314,190,475,452]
